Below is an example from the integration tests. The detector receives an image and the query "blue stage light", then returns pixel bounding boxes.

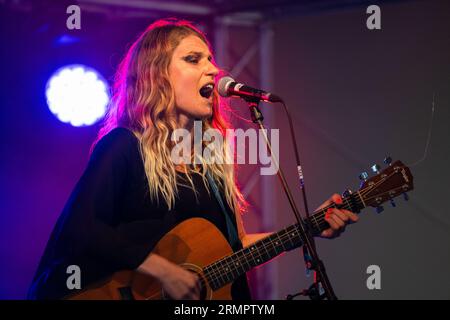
[45,65,109,127]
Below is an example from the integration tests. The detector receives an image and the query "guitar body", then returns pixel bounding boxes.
[67,218,234,300]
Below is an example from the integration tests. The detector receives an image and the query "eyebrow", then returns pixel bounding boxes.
[185,51,213,60]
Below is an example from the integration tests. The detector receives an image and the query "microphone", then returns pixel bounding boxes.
[217,76,283,103]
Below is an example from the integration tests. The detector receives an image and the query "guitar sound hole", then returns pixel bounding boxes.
[162,270,208,300]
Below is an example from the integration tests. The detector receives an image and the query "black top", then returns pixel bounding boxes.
[28,127,251,300]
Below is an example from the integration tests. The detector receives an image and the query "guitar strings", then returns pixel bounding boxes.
[204,187,397,287]
[204,191,376,288]
[204,169,406,287]
[204,192,361,284]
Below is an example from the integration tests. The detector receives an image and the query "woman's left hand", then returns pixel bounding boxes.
[318,193,359,239]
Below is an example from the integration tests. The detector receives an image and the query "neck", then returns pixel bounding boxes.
[176,112,195,131]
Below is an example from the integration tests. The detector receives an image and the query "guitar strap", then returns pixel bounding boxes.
[206,170,241,250]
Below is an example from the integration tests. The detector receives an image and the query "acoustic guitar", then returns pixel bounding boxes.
[67,159,413,300]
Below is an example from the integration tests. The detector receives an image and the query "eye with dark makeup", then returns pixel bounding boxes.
[183,52,214,66]
[183,55,199,64]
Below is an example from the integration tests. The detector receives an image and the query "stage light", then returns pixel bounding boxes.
[45,65,110,127]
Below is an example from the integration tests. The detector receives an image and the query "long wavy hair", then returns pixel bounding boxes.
[93,19,247,215]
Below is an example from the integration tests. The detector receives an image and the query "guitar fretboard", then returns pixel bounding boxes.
[203,193,363,291]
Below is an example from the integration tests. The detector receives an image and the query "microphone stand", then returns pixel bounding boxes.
[244,96,337,300]
[279,100,327,300]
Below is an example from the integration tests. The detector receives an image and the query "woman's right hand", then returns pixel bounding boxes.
[137,253,201,300]
[158,261,201,300]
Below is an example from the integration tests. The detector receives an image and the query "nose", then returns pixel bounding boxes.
[206,60,219,78]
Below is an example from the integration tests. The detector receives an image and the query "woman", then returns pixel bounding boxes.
[28,19,358,300]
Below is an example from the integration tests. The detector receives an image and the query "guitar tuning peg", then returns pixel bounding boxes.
[403,193,409,201]
[359,172,369,181]
[390,199,396,207]
[371,164,381,174]
[375,206,384,214]
[383,156,392,166]
[342,189,352,198]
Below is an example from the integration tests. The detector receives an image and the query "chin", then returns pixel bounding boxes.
[198,112,212,120]
[197,105,213,119]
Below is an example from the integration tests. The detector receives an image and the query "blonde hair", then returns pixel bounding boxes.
[93,19,247,215]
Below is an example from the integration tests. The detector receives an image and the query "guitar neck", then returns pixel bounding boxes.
[203,191,366,291]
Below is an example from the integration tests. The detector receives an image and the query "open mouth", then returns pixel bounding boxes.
[199,83,214,99]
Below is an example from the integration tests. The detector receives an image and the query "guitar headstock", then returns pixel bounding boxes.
[357,158,414,211]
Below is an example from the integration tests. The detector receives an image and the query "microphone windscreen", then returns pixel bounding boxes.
[217,76,235,97]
